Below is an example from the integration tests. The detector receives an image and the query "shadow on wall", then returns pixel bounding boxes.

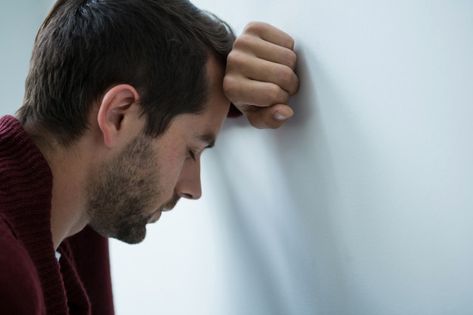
[271,45,366,314]
[208,43,376,315]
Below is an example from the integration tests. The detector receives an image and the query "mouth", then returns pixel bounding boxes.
[148,209,162,224]
[147,197,180,223]
[161,197,180,212]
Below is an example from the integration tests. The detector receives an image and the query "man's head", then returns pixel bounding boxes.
[86,57,230,243]
[18,0,235,243]
[18,0,234,145]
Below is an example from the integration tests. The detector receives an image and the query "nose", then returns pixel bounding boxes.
[175,159,202,200]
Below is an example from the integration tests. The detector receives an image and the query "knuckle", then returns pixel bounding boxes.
[283,71,299,95]
[277,66,294,88]
[226,51,237,64]
[285,50,297,69]
[244,21,264,34]
[233,34,253,49]
[266,84,287,104]
[279,88,290,103]
[286,37,295,50]
[222,75,238,98]
[266,84,280,101]
[274,66,297,95]
[226,50,244,68]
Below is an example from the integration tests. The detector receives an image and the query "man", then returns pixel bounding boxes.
[0,0,298,314]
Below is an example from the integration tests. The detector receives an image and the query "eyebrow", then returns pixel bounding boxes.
[196,133,216,149]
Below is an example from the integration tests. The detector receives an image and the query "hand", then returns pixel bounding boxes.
[223,22,299,129]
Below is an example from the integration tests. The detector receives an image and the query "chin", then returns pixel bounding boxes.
[114,225,147,244]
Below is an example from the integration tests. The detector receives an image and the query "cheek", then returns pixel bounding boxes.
[154,153,186,197]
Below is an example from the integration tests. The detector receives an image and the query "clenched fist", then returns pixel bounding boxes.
[224,22,299,129]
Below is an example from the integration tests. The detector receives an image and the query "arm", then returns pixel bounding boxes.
[224,22,299,129]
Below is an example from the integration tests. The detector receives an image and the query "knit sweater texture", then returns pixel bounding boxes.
[0,115,114,315]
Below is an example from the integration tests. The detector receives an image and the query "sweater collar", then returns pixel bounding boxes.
[0,115,70,314]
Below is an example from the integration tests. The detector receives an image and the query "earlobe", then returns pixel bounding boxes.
[96,84,140,148]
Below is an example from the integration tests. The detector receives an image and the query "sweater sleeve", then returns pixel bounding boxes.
[0,218,46,315]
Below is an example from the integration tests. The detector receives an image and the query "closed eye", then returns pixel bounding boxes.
[188,149,197,161]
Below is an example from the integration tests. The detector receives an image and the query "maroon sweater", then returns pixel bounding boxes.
[0,115,114,315]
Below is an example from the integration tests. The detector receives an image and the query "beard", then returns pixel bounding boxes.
[86,134,165,244]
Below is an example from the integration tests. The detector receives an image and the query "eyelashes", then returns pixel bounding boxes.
[187,146,210,162]
[188,149,197,161]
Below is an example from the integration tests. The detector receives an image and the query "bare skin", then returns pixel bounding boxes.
[225,22,299,128]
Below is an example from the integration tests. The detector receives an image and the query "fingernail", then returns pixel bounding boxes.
[273,113,288,121]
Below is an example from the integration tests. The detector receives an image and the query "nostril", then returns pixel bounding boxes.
[181,193,194,199]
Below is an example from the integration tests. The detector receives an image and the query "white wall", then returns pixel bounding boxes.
[113,1,473,314]
[2,1,472,315]
[0,0,50,115]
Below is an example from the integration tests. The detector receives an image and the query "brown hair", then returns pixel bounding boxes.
[18,0,235,145]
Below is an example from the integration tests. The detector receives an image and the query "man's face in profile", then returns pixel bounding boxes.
[85,57,231,244]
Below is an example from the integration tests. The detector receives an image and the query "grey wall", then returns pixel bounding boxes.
[196,1,473,314]
[113,1,473,314]
[0,0,50,115]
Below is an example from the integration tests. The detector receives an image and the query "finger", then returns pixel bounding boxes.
[227,52,299,95]
[244,22,295,50]
[233,34,297,70]
[243,104,294,129]
[271,104,294,121]
[223,75,289,107]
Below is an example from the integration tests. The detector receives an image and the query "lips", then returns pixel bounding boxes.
[162,196,180,212]
[148,197,179,223]
[148,209,162,223]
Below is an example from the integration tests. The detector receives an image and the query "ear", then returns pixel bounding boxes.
[96,84,142,148]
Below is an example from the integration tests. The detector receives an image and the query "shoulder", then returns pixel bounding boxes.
[0,217,46,314]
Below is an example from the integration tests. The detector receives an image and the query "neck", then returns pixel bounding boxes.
[49,152,90,249]
[26,130,90,250]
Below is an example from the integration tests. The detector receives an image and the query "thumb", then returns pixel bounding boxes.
[243,104,294,129]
